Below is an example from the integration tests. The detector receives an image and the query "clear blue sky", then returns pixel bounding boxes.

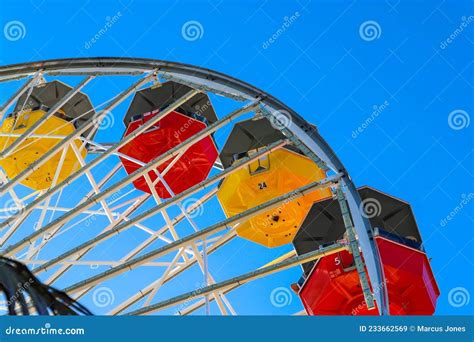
[0,0,472,316]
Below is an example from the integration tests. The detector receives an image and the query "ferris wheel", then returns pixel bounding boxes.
[0,58,439,316]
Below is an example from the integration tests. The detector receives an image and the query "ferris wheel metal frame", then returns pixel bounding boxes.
[0,57,388,315]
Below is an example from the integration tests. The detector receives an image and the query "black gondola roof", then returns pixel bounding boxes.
[14,80,96,137]
[124,81,218,126]
[219,117,288,169]
[293,186,422,275]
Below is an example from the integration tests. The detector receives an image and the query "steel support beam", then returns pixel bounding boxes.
[62,174,341,294]
[0,100,257,235]
[28,140,286,273]
[335,186,375,310]
[0,76,95,158]
[109,230,236,315]
[0,72,42,120]
[126,242,348,315]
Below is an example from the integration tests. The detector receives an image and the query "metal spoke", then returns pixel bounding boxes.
[109,229,236,315]
[63,174,341,295]
[0,76,94,158]
[27,141,287,273]
[126,242,348,315]
[0,74,154,196]
[0,72,42,120]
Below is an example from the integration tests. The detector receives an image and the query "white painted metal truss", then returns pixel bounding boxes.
[0,58,388,315]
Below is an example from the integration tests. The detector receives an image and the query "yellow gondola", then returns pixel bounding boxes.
[0,81,95,190]
[217,118,331,248]
[0,108,86,190]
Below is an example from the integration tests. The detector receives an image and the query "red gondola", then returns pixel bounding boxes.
[293,186,440,315]
[118,82,219,198]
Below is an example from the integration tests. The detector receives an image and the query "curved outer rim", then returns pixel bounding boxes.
[0,57,388,315]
